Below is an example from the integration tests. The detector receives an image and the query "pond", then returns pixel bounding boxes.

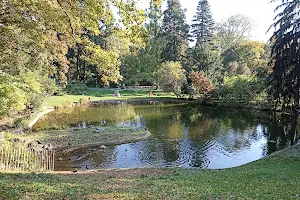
[34,101,300,171]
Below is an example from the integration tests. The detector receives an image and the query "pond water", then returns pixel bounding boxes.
[34,102,300,171]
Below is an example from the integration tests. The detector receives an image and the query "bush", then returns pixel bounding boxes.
[13,118,27,128]
[211,75,257,102]
[190,71,214,97]
[157,62,186,93]
[64,83,88,95]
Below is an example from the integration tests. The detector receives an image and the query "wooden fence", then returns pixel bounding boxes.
[0,145,55,171]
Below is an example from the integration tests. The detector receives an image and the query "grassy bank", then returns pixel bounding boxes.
[5,127,150,149]
[43,89,176,108]
[0,144,299,199]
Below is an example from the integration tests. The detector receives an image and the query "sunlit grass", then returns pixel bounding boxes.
[43,89,176,108]
[1,145,300,199]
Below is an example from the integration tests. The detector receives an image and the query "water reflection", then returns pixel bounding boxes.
[34,102,300,170]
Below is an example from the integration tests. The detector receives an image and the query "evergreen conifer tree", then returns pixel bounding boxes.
[191,0,215,46]
[269,0,300,109]
[161,0,190,62]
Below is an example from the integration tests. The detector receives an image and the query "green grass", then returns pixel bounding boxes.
[1,144,300,199]
[3,127,149,149]
[43,89,176,108]
[28,127,149,148]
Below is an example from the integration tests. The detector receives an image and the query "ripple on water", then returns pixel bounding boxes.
[51,104,299,171]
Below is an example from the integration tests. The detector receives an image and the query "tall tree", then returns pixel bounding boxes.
[0,0,148,116]
[122,0,164,86]
[216,14,254,52]
[191,0,215,46]
[269,0,300,110]
[161,0,190,62]
[147,0,163,39]
[222,40,269,76]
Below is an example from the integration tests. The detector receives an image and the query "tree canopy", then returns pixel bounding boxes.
[1,0,292,117]
[269,0,300,109]
[161,0,190,62]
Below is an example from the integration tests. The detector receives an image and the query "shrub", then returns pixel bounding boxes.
[64,83,88,95]
[13,118,27,128]
[211,75,262,103]
[157,62,186,93]
[190,71,214,97]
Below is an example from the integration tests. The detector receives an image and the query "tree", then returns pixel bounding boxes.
[188,44,223,85]
[157,61,186,93]
[0,72,27,116]
[212,75,259,103]
[191,0,215,46]
[222,40,269,76]
[190,71,214,97]
[0,0,148,116]
[122,38,163,86]
[161,0,190,62]
[216,14,254,52]
[120,0,165,86]
[269,0,300,110]
[146,0,164,39]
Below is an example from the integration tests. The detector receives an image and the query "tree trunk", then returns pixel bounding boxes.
[83,60,87,83]
[294,87,300,110]
[67,67,71,83]
[76,54,80,82]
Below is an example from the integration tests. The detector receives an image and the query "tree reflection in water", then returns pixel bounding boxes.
[37,103,299,170]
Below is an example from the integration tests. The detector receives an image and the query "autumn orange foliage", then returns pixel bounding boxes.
[190,71,214,96]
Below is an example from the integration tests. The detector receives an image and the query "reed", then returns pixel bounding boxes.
[0,143,55,171]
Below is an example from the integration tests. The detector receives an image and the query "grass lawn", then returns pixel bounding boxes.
[0,144,300,199]
[43,89,177,108]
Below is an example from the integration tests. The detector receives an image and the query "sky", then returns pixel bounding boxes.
[138,0,277,42]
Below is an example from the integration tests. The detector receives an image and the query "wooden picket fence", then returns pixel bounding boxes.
[0,145,55,171]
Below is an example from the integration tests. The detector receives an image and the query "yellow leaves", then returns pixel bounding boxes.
[158,61,186,92]
[152,0,163,9]
[0,72,27,114]
[81,38,122,86]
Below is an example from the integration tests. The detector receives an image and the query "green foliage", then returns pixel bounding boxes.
[216,14,254,52]
[0,0,149,116]
[269,0,300,109]
[222,40,269,77]
[191,0,215,46]
[122,38,163,86]
[64,83,88,95]
[83,39,122,86]
[147,0,163,39]
[0,72,27,116]
[223,76,254,101]
[161,0,190,62]
[0,69,52,116]
[157,62,186,92]
[188,44,223,85]
[212,75,264,102]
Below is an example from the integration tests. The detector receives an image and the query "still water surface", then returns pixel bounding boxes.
[34,102,299,170]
